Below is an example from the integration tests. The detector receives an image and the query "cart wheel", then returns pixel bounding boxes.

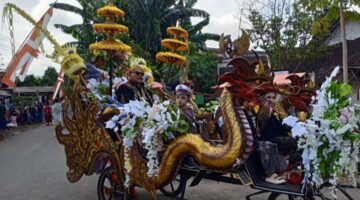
[97,167,125,200]
[159,174,186,197]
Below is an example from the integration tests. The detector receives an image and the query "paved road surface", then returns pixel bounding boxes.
[0,125,359,200]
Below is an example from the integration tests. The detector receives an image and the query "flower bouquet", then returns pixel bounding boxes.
[283,67,360,199]
[105,100,189,186]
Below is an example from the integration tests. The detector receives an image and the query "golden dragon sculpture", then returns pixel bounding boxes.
[56,73,245,199]
[55,79,124,183]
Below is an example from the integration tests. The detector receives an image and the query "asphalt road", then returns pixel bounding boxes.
[0,125,359,200]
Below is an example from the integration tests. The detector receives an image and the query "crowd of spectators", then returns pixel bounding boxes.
[0,100,53,135]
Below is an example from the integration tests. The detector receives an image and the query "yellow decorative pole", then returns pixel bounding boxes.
[90,0,132,96]
[156,21,189,84]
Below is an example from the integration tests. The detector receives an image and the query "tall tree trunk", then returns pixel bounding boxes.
[339,0,348,83]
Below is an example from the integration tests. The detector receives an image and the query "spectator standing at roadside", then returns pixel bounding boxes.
[44,102,52,126]
[0,100,7,130]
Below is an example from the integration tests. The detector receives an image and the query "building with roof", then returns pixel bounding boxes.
[294,19,360,100]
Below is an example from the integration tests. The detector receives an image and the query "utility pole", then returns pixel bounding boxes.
[339,0,348,83]
[0,53,5,71]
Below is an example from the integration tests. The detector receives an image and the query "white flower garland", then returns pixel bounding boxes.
[283,66,360,199]
[106,100,188,187]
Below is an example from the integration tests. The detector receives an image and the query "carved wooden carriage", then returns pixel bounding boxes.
[55,55,355,200]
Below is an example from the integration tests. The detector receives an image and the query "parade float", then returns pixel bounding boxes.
[2,1,360,200]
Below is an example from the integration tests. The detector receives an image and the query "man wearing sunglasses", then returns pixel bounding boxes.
[115,65,153,105]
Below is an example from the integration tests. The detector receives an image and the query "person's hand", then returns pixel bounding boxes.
[114,82,121,90]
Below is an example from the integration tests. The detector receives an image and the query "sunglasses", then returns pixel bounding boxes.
[132,71,144,77]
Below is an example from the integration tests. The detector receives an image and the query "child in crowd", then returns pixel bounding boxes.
[7,114,17,128]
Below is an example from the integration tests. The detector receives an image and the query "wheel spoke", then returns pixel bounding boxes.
[170,183,175,191]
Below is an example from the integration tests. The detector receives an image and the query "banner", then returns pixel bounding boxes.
[1,8,53,88]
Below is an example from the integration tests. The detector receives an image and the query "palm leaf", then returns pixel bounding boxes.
[191,33,220,41]
[50,3,83,15]
[188,17,209,34]
[161,8,209,23]
[185,0,197,8]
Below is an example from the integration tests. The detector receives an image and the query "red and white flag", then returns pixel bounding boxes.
[1,8,53,88]
[52,69,64,100]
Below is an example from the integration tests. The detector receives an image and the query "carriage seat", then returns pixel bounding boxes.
[244,152,304,197]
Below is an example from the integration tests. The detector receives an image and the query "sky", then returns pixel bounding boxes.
[0,0,245,76]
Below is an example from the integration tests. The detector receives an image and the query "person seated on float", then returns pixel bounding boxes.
[115,65,153,105]
[256,91,297,185]
[86,55,106,80]
[175,84,198,134]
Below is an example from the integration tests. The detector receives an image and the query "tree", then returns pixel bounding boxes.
[169,0,219,50]
[14,67,57,87]
[51,0,108,61]
[122,0,217,56]
[41,67,58,86]
[52,0,218,61]
[15,75,41,87]
[160,43,218,94]
[187,46,218,93]
[299,0,360,83]
[247,1,328,69]
[52,0,220,93]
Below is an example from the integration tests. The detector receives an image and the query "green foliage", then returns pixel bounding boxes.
[248,2,329,69]
[41,67,58,86]
[51,0,106,61]
[15,75,41,87]
[52,0,218,62]
[121,0,216,57]
[317,143,327,176]
[188,49,218,94]
[160,45,218,93]
[51,0,219,94]
[324,82,352,119]
[299,0,360,36]
[96,84,109,96]
[199,100,219,113]
[11,96,38,106]
[15,67,58,87]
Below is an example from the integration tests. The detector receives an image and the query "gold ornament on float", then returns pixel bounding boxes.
[161,39,189,52]
[155,52,187,65]
[89,0,131,53]
[97,4,125,18]
[90,39,132,53]
[167,26,189,39]
[89,0,132,96]
[92,23,129,35]
[156,22,188,66]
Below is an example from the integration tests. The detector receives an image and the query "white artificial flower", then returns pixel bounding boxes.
[123,137,135,149]
[87,78,98,89]
[291,122,306,137]
[112,114,120,122]
[336,124,352,135]
[120,117,136,131]
[156,123,169,134]
[282,115,299,128]
[142,127,155,144]
[105,120,116,129]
